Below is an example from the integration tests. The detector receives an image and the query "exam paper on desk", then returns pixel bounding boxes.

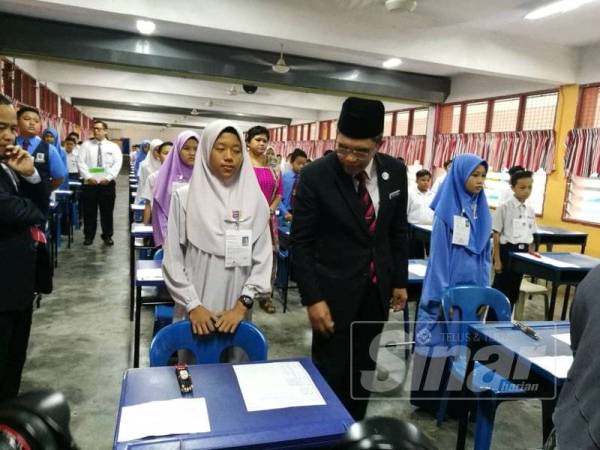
[529,355,573,379]
[117,398,211,443]
[516,253,578,268]
[233,361,326,412]
[137,268,163,281]
[408,264,427,277]
[552,333,571,346]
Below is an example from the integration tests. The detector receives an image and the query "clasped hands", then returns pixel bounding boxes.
[188,301,247,335]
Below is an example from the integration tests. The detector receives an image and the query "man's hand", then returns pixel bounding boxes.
[5,146,34,176]
[284,212,293,222]
[99,179,110,185]
[215,301,247,333]
[307,301,334,336]
[188,305,218,335]
[494,260,503,273]
[390,288,408,312]
[86,178,98,185]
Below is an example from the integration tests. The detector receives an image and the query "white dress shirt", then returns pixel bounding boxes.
[66,150,79,174]
[77,138,123,182]
[431,172,446,194]
[407,188,434,224]
[492,195,537,244]
[352,158,380,217]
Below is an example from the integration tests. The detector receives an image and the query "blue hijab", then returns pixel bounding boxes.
[134,139,150,176]
[429,153,491,254]
[43,127,69,189]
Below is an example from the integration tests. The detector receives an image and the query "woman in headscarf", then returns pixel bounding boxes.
[162,120,272,339]
[134,140,150,177]
[151,131,199,244]
[42,127,69,190]
[140,141,173,225]
[135,138,162,204]
[246,125,281,314]
[410,153,492,412]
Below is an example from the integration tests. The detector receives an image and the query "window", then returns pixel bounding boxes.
[394,111,409,136]
[412,109,428,135]
[383,113,393,136]
[564,176,600,225]
[463,101,488,133]
[330,120,337,139]
[577,86,600,128]
[451,105,461,134]
[522,93,558,131]
[485,168,547,215]
[310,122,317,140]
[491,97,519,132]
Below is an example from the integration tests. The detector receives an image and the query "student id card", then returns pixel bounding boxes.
[225,230,252,268]
[452,215,470,246]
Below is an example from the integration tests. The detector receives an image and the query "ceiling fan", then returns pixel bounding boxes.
[232,44,336,74]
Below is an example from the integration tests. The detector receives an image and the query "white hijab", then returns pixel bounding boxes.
[140,138,163,174]
[186,120,270,256]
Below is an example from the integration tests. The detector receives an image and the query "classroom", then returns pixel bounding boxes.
[1,1,599,449]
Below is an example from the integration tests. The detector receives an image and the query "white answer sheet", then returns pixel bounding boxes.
[117,398,211,443]
[530,355,573,379]
[233,361,326,412]
[409,264,427,277]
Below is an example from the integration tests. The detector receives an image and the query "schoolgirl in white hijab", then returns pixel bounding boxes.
[162,120,272,335]
[135,138,162,204]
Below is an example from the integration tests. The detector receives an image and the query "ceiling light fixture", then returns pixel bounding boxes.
[382,58,403,69]
[525,0,595,20]
[136,19,156,35]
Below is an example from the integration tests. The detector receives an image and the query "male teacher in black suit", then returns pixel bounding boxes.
[0,99,48,400]
[291,97,409,420]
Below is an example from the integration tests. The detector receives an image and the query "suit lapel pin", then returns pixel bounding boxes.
[381,171,389,181]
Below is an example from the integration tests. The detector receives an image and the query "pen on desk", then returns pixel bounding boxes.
[513,321,540,340]
[380,341,416,348]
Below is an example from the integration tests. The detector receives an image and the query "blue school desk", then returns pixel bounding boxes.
[510,252,600,320]
[129,224,155,323]
[534,226,587,253]
[133,259,170,368]
[113,358,354,449]
[54,189,74,248]
[466,321,571,447]
[410,224,588,256]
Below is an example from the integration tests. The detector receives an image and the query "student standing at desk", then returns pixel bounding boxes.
[152,132,198,246]
[554,266,600,449]
[492,170,536,311]
[407,169,434,258]
[140,141,172,225]
[162,120,272,342]
[412,154,492,412]
[64,136,80,181]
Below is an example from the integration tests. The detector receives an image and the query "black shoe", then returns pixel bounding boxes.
[103,237,114,246]
[83,238,93,246]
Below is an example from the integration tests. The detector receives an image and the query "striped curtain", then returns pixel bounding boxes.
[379,135,426,165]
[564,128,600,177]
[270,136,425,163]
[433,130,555,172]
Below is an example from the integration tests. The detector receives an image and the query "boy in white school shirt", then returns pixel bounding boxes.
[407,169,434,258]
[491,170,537,309]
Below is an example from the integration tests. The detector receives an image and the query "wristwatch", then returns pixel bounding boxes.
[238,295,254,309]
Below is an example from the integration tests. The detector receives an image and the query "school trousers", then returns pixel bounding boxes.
[82,181,116,240]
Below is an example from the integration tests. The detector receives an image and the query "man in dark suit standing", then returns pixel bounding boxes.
[291,97,409,420]
[0,100,48,400]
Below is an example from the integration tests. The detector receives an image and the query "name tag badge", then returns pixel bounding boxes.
[35,153,45,163]
[513,218,529,241]
[452,215,470,246]
[225,229,252,268]
[389,189,401,200]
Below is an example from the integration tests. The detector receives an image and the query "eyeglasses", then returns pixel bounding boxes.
[92,127,104,131]
[335,147,373,160]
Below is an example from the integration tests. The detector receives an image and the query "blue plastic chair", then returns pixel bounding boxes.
[149,320,268,367]
[437,286,526,450]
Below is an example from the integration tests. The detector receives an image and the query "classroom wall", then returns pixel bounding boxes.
[538,84,600,257]
[447,74,557,103]
[578,45,600,84]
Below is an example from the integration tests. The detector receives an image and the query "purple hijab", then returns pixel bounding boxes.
[152,130,199,245]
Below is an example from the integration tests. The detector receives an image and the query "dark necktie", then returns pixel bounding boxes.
[97,142,103,167]
[22,140,29,151]
[355,171,377,282]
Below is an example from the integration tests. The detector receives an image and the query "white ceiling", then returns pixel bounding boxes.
[2,0,600,132]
